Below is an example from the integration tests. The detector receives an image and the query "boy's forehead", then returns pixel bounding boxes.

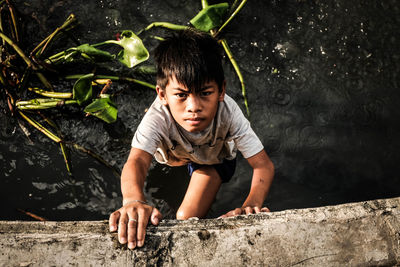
[166,76,187,89]
[165,75,216,91]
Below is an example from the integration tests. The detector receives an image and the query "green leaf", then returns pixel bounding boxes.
[107,30,149,68]
[75,44,114,61]
[73,73,94,105]
[84,95,118,123]
[190,3,229,32]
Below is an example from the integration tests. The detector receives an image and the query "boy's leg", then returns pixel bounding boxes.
[176,166,222,220]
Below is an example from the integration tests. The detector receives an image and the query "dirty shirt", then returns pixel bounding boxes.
[131,94,264,166]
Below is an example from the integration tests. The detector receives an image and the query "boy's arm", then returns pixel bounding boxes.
[220,149,274,218]
[109,147,162,249]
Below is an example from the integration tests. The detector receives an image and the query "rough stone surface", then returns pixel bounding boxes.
[1,197,399,266]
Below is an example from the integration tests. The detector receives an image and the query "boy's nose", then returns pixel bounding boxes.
[186,95,202,113]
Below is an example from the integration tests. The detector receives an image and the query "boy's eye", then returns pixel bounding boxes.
[176,93,187,99]
[200,91,212,97]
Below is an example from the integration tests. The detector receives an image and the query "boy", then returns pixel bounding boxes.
[109,29,274,249]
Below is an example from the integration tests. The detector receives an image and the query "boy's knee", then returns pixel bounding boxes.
[176,208,198,220]
[176,208,189,220]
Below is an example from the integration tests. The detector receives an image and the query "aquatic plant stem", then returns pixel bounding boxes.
[215,0,247,36]
[19,68,31,92]
[31,14,77,58]
[149,35,165,41]
[28,87,73,99]
[17,110,61,143]
[0,32,32,67]
[40,114,72,174]
[6,0,19,42]
[16,98,77,110]
[118,77,156,90]
[0,8,5,46]
[66,74,156,90]
[72,143,120,179]
[137,22,189,35]
[60,141,72,173]
[0,32,53,89]
[229,0,241,14]
[0,71,6,86]
[220,38,249,116]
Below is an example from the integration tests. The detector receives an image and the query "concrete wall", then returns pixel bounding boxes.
[1,197,399,266]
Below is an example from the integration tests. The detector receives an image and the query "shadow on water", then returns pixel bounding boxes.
[1,0,399,220]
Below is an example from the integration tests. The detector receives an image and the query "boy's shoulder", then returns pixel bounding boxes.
[146,97,170,119]
[218,94,246,123]
[137,97,174,132]
[222,94,238,111]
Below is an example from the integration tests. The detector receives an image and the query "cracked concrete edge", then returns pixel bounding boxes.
[0,197,399,266]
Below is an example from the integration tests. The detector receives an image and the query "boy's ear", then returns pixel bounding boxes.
[156,86,168,106]
[218,81,226,102]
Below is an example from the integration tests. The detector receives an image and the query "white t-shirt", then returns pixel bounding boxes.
[132,94,264,166]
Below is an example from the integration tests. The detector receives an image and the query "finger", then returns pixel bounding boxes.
[224,210,235,217]
[254,206,261,214]
[136,209,149,247]
[233,207,242,216]
[109,210,120,232]
[151,208,162,225]
[244,206,253,215]
[118,213,128,244]
[261,207,270,212]
[219,212,231,218]
[218,211,232,218]
[127,215,138,250]
[221,209,239,218]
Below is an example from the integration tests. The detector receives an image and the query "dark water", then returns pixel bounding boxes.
[1,0,399,220]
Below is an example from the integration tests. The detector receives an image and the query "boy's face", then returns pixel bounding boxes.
[156,76,225,133]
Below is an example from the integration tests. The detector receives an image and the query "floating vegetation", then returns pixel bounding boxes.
[0,0,249,175]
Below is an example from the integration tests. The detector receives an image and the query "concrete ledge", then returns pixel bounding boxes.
[1,197,399,266]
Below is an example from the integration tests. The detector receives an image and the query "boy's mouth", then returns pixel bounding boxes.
[185,117,204,126]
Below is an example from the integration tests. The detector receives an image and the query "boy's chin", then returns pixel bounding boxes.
[181,125,204,133]
[179,122,208,133]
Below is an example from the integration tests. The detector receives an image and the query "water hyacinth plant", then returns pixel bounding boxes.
[0,0,249,175]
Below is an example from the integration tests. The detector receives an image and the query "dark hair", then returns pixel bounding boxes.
[154,29,225,92]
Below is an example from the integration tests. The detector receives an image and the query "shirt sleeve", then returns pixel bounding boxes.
[131,100,165,156]
[228,100,264,158]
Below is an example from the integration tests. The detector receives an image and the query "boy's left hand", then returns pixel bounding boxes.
[219,206,270,218]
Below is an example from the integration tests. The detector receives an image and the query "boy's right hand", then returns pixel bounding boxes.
[109,201,162,249]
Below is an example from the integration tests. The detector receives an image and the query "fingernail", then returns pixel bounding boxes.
[153,218,159,224]
[110,226,116,231]
[128,242,136,249]
[120,237,126,244]
[137,240,143,247]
